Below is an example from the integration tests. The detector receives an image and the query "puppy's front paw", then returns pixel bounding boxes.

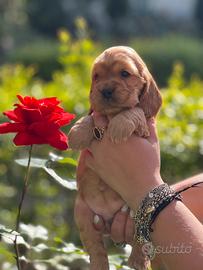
[107,116,135,143]
[68,116,94,150]
[136,123,150,138]
[68,127,92,150]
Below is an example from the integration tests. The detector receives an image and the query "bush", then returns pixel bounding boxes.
[6,39,61,81]
[130,35,203,86]
[159,63,203,181]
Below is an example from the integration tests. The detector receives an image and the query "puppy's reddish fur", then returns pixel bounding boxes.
[69,46,162,270]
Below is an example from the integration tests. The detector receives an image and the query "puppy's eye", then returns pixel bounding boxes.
[93,73,99,81]
[121,70,130,78]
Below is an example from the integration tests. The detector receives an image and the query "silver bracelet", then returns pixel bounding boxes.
[132,181,203,260]
[134,184,180,244]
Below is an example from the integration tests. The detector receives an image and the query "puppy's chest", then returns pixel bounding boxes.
[79,169,124,220]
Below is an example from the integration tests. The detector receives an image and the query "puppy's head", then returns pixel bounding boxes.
[90,46,162,117]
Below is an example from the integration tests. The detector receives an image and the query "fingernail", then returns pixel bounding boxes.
[121,204,129,212]
[130,209,135,218]
[93,214,100,224]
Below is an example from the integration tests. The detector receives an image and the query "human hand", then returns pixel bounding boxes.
[93,205,135,245]
[86,113,163,210]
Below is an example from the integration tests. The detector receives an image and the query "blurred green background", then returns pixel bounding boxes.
[0,0,203,269]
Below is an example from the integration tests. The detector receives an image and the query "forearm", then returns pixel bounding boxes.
[171,173,203,223]
[171,173,203,190]
[151,199,203,270]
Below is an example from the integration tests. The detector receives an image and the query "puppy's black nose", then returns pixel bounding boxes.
[102,88,113,99]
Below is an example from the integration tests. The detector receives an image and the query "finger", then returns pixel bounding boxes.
[110,204,129,243]
[147,118,158,145]
[125,214,135,245]
[93,214,105,232]
[92,112,108,128]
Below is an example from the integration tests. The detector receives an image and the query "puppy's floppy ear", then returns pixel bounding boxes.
[139,68,162,118]
[127,48,162,118]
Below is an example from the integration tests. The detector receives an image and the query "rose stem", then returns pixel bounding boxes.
[14,145,33,270]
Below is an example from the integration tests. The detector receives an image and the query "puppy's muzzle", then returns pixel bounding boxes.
[101,88,114,100]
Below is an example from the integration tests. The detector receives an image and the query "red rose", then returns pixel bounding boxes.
[0,95,75,150]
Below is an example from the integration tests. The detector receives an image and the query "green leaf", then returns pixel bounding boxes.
[49,152,77,166]
[0,244,15,262]
[32,243,49,253]
[54,237,64,244]
[15,157,77,190]
[49,152,63,162]
[1,233,28,247]
[57,157,77,166]
[15,158,47,168]
[20,224,48,241]
[44,167,77,190]
[0,224,18,235]
[0,225,26,246]
[34,263,48,270]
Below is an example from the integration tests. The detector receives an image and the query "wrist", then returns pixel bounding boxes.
[134,183,180,247]
[126,175,164,211]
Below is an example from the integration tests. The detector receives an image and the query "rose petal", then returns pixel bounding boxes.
[53,106,64,113]
[20,108,42,123]
[3,110,20,122]
[39,97,60,106]
[45,113,62,122]
[13,107,25,122]
[29,121,60,136]
[24,96,38,108]
[16,95,25,105]
[47,130,68,150]
[57,113,75,126]
[17,95,39,108]
[0,122,25,134]
[13,132,46,146]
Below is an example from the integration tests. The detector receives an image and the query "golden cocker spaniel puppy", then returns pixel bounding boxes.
[69,46,162,270]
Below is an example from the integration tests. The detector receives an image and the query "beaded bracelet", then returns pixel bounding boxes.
[133,181,203,259]
[132,183,181,259]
